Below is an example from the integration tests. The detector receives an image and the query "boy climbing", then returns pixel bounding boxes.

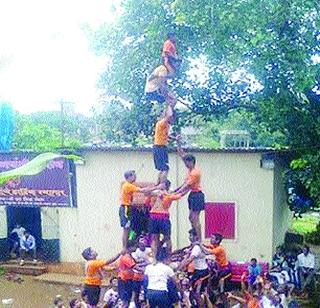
[120,170,159,249]
[153,104,178,183]
[145,63,176,106]
[145,180,182,257]
[175,138,205,241]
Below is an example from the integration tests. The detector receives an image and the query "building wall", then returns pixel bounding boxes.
[174,152,275,262]
[59,150,278,262]
[272,156,291,253]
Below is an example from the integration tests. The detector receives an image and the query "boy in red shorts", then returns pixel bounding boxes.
[146,180,182,257]
[81,247,120,307]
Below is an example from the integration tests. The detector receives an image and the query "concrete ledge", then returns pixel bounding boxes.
[33,273,109,287]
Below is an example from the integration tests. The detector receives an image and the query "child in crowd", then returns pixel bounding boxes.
[69,297,87,308]
[247,258,262,288]
[103,277,122,307]
[53,295,65,308]
[81,247,120,308]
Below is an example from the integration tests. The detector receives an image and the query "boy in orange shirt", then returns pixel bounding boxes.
[81,247,121,307]
[203,233,231,290]
[145,180,182,257]
[176,140,205,240]
[118,242,144,308]
[120,170,158,249]
[153,105,178,183]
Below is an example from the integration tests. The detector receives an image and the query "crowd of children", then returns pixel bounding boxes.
[55,34,317,308]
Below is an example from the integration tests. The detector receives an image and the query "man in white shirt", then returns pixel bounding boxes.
[297,245,315,295]
[9,224,26,257]
[177,229,209,307]
[145,248,176,308]
[19,230,36,265]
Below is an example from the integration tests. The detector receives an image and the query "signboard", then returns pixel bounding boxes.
[0,153,76,207]
[205,202,236,239]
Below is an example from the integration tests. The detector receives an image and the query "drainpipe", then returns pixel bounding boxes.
[175,151,180,248]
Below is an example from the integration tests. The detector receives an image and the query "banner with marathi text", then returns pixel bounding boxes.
[0,153,76,207]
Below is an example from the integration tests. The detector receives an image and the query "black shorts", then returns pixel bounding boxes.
[153,145,169,171]
[132,280,142,294]
[119,205,131,228]
[146,91,166,104]
[118,279,133,303]
[83,284,101,306]
[188,191,205,211]
[191,269,209,292]
[149,218,171,237]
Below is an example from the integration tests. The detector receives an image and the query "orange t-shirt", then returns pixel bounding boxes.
[118,254,136,281]
[121,181,141,206]
[149,193,182,216]
[84,259,107,286]
[154,118,170,146]
[210,245,229,268]
[162,39,177,58]
[244,292,261,308]
[186,168,202,192]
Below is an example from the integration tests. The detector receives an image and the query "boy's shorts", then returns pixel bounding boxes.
[188,191,205,212]
[118,279,133,303]
[119,205,131,228]
[83,284,101,306]
[146,91,166,104]
[149,217,171,237]
[153,145,169,171]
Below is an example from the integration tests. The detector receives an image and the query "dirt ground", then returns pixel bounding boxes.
[0,275,98,308]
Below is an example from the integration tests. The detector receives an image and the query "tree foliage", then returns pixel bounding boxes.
[89,0,320,208]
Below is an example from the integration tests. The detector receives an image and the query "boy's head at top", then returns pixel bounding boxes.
[188,228,199,243]
[183,154,196,169]
[250,258,258,266]
[81,247,97,261]
[124,170,136,183]
[24,230,30,237]
[167,32,176,44]
[210,233,223,246]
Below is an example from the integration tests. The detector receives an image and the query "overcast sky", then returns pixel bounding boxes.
[0,0,118,114]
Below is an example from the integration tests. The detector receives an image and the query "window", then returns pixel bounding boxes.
[204,202,236,239]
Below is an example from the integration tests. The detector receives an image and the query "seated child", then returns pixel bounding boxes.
[247,258,262,287]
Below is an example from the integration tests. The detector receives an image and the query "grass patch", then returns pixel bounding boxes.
[291,215,319,234]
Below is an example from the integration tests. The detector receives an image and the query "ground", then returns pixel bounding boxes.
[0,275,89,308]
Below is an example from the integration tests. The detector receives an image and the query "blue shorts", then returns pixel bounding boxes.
[119,205,131,228]
[146,91,166,104]
[149,218,171,237]
[153,145,169,172]
[118,279,133,303]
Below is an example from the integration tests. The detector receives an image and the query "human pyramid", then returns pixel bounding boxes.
[77,33,232,308]
[75,34,303,308]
